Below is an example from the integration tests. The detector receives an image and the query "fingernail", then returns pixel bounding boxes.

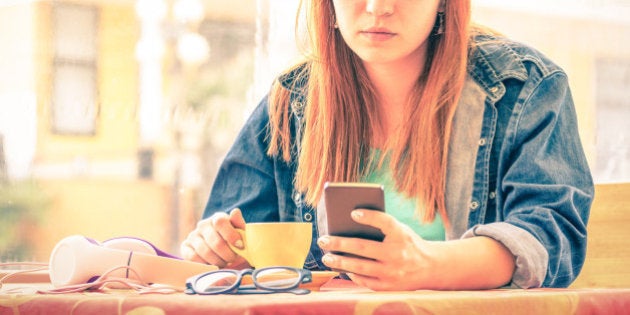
[317,236,330,248]
[234,240,244,249]
[351,210,364,220]
[322,254,334,265]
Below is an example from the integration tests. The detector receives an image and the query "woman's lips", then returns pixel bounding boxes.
[360,27,396,41]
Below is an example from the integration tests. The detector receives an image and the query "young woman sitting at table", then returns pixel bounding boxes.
[180,0,593,291]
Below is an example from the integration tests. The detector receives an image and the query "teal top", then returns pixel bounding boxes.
[361,151,445,241]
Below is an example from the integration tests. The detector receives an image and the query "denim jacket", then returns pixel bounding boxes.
[203,34,594,288]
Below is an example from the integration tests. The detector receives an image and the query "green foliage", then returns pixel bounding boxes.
[0,179,50,261]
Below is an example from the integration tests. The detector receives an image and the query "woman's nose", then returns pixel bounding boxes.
[365,0,394,17]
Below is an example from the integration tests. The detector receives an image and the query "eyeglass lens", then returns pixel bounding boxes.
[195,270,240,293]
[254,267,301,290]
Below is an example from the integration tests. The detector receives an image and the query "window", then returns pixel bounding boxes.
[51,4,98,135]
[594,58,630,182]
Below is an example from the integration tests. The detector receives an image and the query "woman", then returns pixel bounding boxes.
[181,0,593,291]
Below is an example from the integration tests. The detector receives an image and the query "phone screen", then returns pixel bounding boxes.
[321,182,386,242]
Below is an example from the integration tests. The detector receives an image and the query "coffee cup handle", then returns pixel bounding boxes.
[228,228,250,264]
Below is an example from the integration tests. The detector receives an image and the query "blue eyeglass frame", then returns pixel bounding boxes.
[185,266,313,295]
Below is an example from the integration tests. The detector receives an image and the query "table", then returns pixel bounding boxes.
[2,279,630,315]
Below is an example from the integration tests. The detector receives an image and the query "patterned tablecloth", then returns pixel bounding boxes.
[2,279,630,315]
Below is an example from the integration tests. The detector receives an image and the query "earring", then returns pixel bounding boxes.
[432,12,445,36]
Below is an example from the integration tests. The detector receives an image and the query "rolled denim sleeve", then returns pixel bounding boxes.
[474,70,593,288]
[462,222,548,288]
[203,97,280,223]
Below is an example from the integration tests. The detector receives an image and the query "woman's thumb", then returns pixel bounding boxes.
[229,208,246,229]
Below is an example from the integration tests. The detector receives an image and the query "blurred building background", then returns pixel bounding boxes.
[0,0,628,262]
[0,0,258,261]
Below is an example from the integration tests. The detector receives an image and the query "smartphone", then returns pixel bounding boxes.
[320,182,386,242]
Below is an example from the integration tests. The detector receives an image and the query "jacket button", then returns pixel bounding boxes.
[291,101,304,110]
[470,201,480,211]
[489,191,496,199]
[478,138,487,146]
[489,86,499,94]
[304,213,313,221]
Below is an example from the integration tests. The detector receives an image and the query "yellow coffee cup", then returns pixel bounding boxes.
[229,222,312,268]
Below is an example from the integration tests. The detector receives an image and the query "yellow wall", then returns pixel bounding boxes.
[35,2,139,163]
[26,2,183,261]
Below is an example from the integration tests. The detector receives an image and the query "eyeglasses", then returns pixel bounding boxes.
[185,266,312,295]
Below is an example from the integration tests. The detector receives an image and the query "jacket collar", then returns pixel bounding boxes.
[467,34,529,102]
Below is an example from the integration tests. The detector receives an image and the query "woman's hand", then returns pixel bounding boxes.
[180,208,249,268]
[317,209,438,291]
[317,209,516,291]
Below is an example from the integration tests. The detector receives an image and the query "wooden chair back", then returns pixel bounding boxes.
[571,182,630,288]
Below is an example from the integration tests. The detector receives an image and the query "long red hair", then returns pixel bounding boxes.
[268,0,471,224]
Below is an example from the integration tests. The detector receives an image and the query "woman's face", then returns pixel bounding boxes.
[332,0,442,66]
